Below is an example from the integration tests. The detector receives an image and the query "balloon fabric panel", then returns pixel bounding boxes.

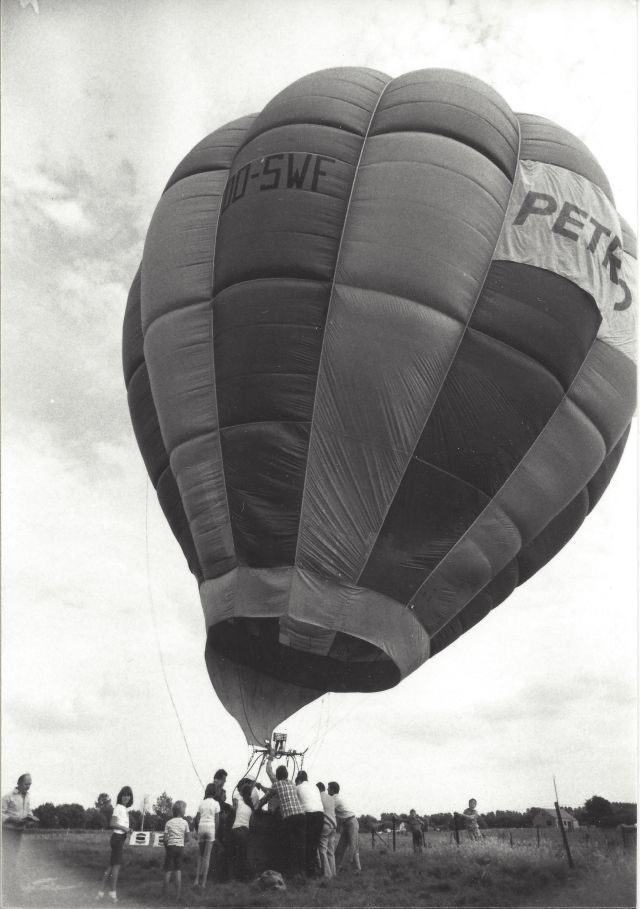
[429,425,630,658]
[163,116,258,191]
[214,280,328,427]
[221,422,310,567]
[516,113,613,202]
[123,271,202,581]
[125,115,256,585]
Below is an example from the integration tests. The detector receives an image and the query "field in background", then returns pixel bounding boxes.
[9,827,636,909]
[367,824,635,854]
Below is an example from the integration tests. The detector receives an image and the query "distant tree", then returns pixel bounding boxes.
[358,814,379,831]
[34,802,58,828]
[524,807,543,827]
[128,809,143,831]
[494,809,527,828]
[85,808,107,829]
[572,805,588,825]
[611,802,637,826]
[56,803,87,829]
[153,792,173,824]
[583,795,615,828]
[95,793,113,824]
[429,812,453,830]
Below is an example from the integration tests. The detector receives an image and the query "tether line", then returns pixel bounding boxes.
[145,479,205,789]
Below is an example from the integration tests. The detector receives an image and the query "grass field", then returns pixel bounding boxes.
[7,827,636,909]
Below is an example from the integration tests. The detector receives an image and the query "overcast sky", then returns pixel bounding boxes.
[1,0,637,821]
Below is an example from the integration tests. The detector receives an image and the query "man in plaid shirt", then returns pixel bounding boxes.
[265,758,306,876]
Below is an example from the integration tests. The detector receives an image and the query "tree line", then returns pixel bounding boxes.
[33,791,179,831]
[360,796,636,832]
[32,792,636,832]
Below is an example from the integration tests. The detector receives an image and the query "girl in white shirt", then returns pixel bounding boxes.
[230,784,253,880]
[96,785,133,903]
[193,783,220,888]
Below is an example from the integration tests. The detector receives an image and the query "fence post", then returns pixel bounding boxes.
[509,831,513,848]
[554,802,573,869]
[453,814,460,846]
[392,816,396,852]
[536,825,540,847]
[371,829,375,849]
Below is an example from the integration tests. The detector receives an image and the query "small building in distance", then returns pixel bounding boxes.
[531,808,579,831]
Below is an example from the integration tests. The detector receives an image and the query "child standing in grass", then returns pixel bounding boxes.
[162,801,190,902]
[96,786,134,904]
[463,798,481,841]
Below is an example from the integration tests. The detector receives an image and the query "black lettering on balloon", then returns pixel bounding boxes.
[586,217,611,252]
[286,153,312,188]
[552,202,588,241]
[311,156,335,191]
[602,235,623,284]
[614,280,632,311]
[513,191,557,225]
[232,164,251,203]
[220,153,337,214]
[220,176,234,213]
[260,155,284,190]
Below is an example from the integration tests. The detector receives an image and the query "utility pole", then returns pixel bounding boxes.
[553,776,574,869]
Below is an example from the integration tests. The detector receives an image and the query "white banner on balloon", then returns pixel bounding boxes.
[494,159,637,362]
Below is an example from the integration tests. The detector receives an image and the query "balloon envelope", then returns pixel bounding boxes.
[123,68,637,744]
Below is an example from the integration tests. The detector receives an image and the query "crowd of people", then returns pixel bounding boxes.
[2,768,480,904]
[93,756,362,902]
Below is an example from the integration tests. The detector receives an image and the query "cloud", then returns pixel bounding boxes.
[39,198,92,232]
[2,155,144,466]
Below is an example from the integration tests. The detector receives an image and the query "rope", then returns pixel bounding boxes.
[309,690,372,752]
[145,480,205,789]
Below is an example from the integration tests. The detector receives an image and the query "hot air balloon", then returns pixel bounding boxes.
[123,68,637,746]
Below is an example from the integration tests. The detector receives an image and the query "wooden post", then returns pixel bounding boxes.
[509,831,513,848]
[536,825,540,847]
[453,813,460,846]
[392,816,396,852]
[371,829,375,849]
[554,802,574,868]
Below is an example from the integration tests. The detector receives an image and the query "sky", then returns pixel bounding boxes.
[1,0,637,822]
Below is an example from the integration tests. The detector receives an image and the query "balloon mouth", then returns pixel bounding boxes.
[200,567,430,742]
[205,618,401,693]
[199,566,430,691]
